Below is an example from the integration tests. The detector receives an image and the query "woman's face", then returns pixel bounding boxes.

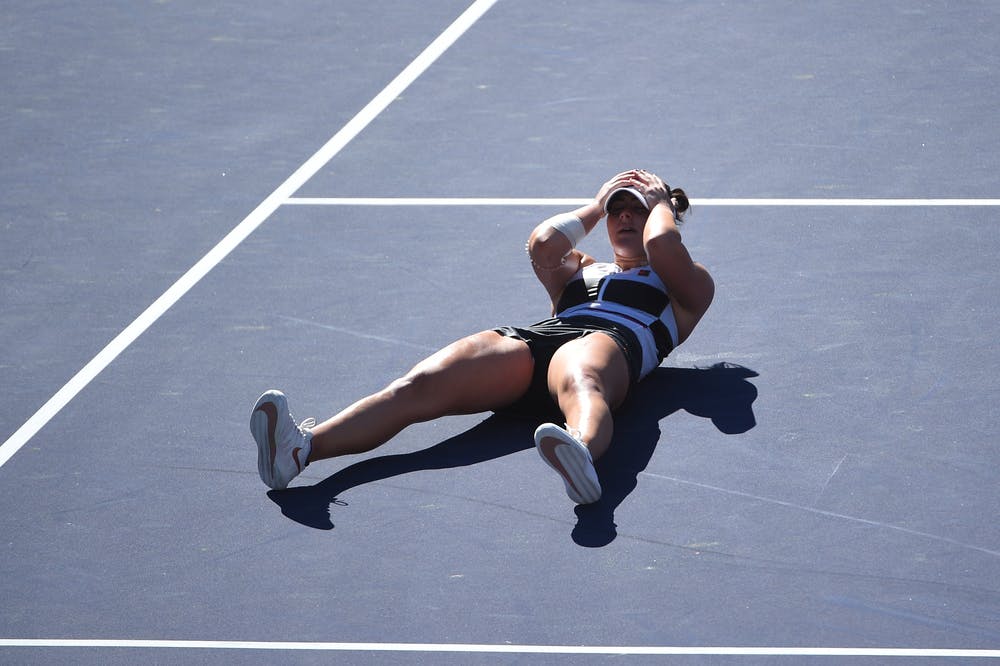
[605,193,649,260]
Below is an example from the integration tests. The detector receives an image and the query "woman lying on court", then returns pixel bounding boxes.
[251,169,714,504]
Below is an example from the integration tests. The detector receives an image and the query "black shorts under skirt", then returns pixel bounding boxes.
[491,315,643,420]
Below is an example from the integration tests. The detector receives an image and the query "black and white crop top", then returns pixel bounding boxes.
[555,262,679,378]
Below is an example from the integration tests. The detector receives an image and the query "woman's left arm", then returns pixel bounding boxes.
[644,204,714,316]
[635,171,715,341]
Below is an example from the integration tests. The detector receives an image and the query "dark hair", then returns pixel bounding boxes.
[669,187,690,223]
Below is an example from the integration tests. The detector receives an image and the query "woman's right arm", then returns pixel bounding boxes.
[526,172,636,306]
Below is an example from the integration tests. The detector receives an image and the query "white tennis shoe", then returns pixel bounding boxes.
[534,423,602,504]
[250,390,314,490]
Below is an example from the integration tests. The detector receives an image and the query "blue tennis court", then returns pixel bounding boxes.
[2,1,999,663]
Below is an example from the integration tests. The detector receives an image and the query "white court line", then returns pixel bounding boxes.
[285,196,1000,206]
[0,0,498,470]
[696,198,1000,206]
[0,639,998,658]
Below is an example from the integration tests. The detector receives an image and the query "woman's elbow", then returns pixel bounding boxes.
[695,262,715,310]
[527,228,570,268]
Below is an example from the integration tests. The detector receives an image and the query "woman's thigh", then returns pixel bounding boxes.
[404,330,535,414]
[546,332,631,409]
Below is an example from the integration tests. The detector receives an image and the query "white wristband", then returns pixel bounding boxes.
[542,213,586,248]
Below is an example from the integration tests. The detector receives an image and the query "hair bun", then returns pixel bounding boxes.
[670,187,690,216]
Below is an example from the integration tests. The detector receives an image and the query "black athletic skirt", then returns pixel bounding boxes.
[492,315,643,419]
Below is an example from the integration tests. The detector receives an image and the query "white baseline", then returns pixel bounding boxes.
[0,639,998,658]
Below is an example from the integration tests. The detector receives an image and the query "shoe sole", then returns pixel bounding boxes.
[250,390,285,490]
[535,425,602,504]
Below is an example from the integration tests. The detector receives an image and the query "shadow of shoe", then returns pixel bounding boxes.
[268,486,336,530]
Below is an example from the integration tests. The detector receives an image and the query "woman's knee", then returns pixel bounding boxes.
[548,336,631,409]
[552,365,607,400]
[384,365,445,410]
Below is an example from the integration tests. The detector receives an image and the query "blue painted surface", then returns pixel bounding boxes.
[2,2,998,663]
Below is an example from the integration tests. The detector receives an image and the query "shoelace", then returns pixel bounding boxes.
[299,417,316,432]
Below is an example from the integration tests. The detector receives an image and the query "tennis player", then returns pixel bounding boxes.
[251,169,714,504]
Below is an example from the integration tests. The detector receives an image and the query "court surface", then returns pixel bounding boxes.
[2,1,999,664]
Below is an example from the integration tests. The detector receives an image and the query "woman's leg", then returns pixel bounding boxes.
[307,330,533,461]
[545,333,631,461]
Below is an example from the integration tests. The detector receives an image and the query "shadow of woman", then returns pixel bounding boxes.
[267,362,759,546]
